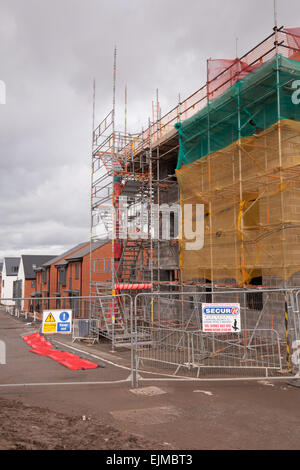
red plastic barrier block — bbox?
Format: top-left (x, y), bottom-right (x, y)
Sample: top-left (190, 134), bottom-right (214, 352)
top-left (58, 352), bottom-right (77, 359)
top-left (44, 351), bottom-right (73, 368)
top-left (53, 354), bottom-right (98, 370)
top-left (59, 359), bottom-right (83, 370)
top-left (25, 333), bottom-right (99, 370)
top-left (25, 336), bottom-right (40, 342)
top-left (79, 359), bottom-right (99, 370)
top-left (23, 332), bottom-right (40, 342)
top-left (44, 352), bottom-right (83, 370)
top-left (29, 347), bottom-right (53, 356)
top-left (31, 338), bottom-right (52, 347)
top-left (29, 332), bottom-right (40, 338)
top-left (60, 355), bottom-right (85, 367)
top-left (27, 340), bottom-right (51, 348)
top-left (27, 332), bottom-right (40, 338)
top-left (47, 350), bottom-right (69, 361)
top-left (25, 334), bottom-right (53, 349)
top-left (26, 340), bottom-right (41, 346)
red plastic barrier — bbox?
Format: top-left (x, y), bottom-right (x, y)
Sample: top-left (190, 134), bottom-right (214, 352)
top-left (78, 359), bottom-right (99, 370)
top-left (23, 332), bottom-right (40, 342)
top-left (24, 333), bottom-right (99, 370)
top-left (27, 338), bottom-right (53, 348)
top-left (30, 347), bottom-right (53, 356)
top-left (114, 283), bottom-right (152, 290)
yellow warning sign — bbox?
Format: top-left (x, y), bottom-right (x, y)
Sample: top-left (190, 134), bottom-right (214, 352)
top-left (42, 323), bottom-right (56, 333)
top-left (45, 312), bottom-right (56, 323)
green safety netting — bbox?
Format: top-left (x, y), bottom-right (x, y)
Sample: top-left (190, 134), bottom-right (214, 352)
top-left (175, 55), bottom-right (300, 169)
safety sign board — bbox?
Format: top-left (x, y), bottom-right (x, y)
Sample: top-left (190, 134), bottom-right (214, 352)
top-left (202, 303), bottom-right (241, 333)
top-left (45, 312), bottom-right (55, 323)
top-left (42, 310), bottom-right (72, 334)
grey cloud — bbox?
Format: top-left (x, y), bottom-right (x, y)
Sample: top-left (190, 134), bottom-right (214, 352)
top-left (0, 0), bottom-right (300, 258)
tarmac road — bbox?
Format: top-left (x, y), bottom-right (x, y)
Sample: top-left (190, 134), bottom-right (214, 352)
top-left (0, 309), bottom-right (299, 450)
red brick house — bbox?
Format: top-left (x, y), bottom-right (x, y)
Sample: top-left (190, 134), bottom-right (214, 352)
top-left (17, 255), bottom-right (56, 312)
top-left (30, 242), bottom-right (89, 314)
top-left (54, 240), bottom-right (111, 316)
top-left (29, 240), bottom-right (111, 317)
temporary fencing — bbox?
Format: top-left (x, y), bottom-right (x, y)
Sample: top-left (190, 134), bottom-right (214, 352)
top-left (133, 289), bottom-right (300, 384)
top-left (23, 332), bottom-right (99, 370)
top-left (0, 294), bottom-right (133, 351)
top-left (1, 290), bottom-right (300, 384)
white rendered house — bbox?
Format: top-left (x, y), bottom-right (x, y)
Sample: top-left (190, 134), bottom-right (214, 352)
top-left (16, 255), bottom-right (56, 310)
top-left (1, 257), bottom-right (20, 306)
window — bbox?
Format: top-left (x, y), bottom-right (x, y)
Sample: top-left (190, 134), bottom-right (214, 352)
top-left (42, 269), bottom-right (47, 284)
top-left (106, 260), bottom-right (111, 272)
top-left (75, 263), bottom-right (80, 280)
top-left (170, 212), bottom-right (175, 239)
top-left (31, 281), bottom-right (35, 288)
top-left (12, 281), bottom-right (17, 299)
top-left (59, 267), bottom-right (66, 287)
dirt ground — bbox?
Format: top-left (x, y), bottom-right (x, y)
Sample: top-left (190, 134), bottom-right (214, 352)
top-left (1, 309), bottom-right (300, 451)
top-left (0, 396), bottom-right (170, 450)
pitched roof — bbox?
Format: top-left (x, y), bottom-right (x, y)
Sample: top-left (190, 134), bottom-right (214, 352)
top-left (4, 257), bottom-right (20, 276)
top-left (65, 240), bottom-right (110, 262)
top-left (42, 242), bottom-right (88, 267)
top-left (21, 255), bottom-right (57, 279)
top-left (54, 259), bottom-right (68, 267)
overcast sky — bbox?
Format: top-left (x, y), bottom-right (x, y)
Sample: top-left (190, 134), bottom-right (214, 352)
top-left (0, 0), bottom-right (299, 259)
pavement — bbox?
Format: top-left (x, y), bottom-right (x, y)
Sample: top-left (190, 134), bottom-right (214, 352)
top-left (0, 309), bottom-right (300, 450)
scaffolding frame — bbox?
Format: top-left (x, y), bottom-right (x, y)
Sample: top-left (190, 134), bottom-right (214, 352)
top-left (90, 27), bottom-right (300, 306)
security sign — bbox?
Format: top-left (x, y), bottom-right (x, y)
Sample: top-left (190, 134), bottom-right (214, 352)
top-left (202, 303), bottom-right (241, 333)
top-left (42, 309), bottom-right (72, 334)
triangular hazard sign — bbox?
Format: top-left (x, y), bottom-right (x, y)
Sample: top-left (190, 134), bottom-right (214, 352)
top-left (45, 312), bottom-right (56, 323)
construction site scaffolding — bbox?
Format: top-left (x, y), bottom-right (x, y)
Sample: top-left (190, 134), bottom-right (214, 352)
top-left (89, 27), bottom-right (300, 332)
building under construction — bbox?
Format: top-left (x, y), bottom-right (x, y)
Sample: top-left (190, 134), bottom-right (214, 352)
top-left (88, 26), bottom-right (300, 349)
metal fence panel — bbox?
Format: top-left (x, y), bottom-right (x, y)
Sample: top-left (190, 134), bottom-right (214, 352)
top-left (1, 289), bottom-right (299, 385)
top-left (134, 289), bottom-right (300, 383)
top-left (0, 294), bottom-right (133, 352)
